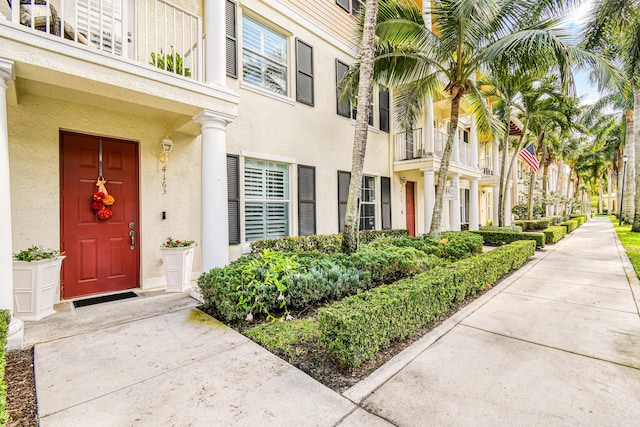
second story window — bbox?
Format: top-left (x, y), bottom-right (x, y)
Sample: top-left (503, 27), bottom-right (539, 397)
top-left (242, 16), bottom-right (288, 95)
top-left (336, 0), bottom-right (364, 16)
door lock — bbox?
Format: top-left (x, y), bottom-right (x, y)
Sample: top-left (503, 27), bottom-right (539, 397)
top-left (129, 230), bottom-right (136, 250)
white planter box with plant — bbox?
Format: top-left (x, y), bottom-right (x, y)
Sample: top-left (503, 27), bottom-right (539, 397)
top-left (13, 246), bottom-right (65, 321)
top-left (160, 237), bottom-right (196, 293)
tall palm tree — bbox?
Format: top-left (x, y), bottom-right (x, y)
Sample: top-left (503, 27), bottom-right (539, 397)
top-left (341, 0), bottom-right (379, 254)
top-left (583, 0), bottom-right (640, 229)
top-left (343, 0), bottom-right (617, 237)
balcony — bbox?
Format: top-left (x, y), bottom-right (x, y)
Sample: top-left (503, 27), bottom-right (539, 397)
top-left (479, 158), bottom-right (494, 176)
top-left (395, 128), bottom-right (478, 170)
top-left (4, 0), bottom-right (203, 80)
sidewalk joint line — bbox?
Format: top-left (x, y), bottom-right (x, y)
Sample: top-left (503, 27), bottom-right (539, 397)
top-left (501, 290), bottom-right (638, 314)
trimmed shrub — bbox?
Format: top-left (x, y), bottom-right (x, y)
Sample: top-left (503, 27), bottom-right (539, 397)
top-left (471, 230), bottom-right (545, 248)
top-left (438, 231), bottom-right (484, 260)
top-left (250, 229), bottom-right (409, 254)
top-left (541, 216), bottom-right (564, 226)
top-left (349, 245), bottom-right (441, 286)
top-left (368, 236), bottom-right (444, 257)
top-left (569, 214), bottom-right (587, 226)
top-left (318, 240), bottom-right (536, 367)
top-left (479, 225), bottom-right (523, 233)
top-left (543, 226), bottom-right (566, 244)
top-left (513, 220), bottom-right (549, 231)
top-left (0, 310), bottom-right (8, 425)
top-left (561, 219), bottom-right (579, 233)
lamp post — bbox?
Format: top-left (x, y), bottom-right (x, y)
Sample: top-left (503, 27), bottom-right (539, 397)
top-left (619, 154), bottom-right (629, 226)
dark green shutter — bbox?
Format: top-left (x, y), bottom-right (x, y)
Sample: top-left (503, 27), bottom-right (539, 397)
top-left (225, 0), bottom-right (237, 78)
top-left (381, 176), bottom-right (391, 229)
top-left (296, 39), bottom-right (314, 106)
top-left (298, 165), bottom-right (316, 236)
top-left (337, 170), bottom-right (351, 232)
top-left (227, 155), bottom-right (240, 244)
top-left (379, 88), bottom-right (390, 132)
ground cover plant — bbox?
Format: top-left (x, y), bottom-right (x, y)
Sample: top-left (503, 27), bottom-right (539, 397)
top-left (0, 310), bottom-right (8, 424)
top-left (610, 215), bottom-right (640, 277)
top-left (471, 230), bottom-right (545, 248)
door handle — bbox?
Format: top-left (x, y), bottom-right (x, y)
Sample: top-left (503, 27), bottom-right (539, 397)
top-left (129, 230), bottom-right (135, 250)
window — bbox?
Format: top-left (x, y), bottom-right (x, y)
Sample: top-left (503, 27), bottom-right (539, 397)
top-left (336, 60), bottom-right (351, 117)
top-left (460, 128), bottom-right (470, 144)
top-left (228, 155), bottom-right (240, 244)
top-left (337, 172), bottom-right (377, 231)
top-left (226, 0), bottom-right (238, 78)
top-left (460, 188), bottom-right (470, 224)
top-left (244, 160), bottom-right (289, 241)
top-left (296, 39), bottom-right (314, 105)
top-left (351, 91), bottom-right (374, 127)
top-left (242, 16), bottom-right (288, 95)
top-left (360, 176), bottom-right (376, 230)
top-left (336, 0), bottom-right (364, 16)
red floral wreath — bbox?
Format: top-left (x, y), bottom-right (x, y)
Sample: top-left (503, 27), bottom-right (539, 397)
top-left (91, 177), bottom-right (115, 220)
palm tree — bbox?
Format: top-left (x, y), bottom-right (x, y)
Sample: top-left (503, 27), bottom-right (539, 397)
top-left (583, 0), bottom-right (640, 229)
top-left (341, 0), bottom-right (379, 254)
top-left (342, 0), bottom-right (617, 237)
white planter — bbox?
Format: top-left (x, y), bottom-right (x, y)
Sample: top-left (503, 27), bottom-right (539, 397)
top-left (13, 256), bottom-right (65, 321)
top-left (160, 247), bottom-right (195, 293)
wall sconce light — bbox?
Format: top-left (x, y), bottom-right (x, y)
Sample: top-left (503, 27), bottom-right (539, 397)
top-left (160, 136), bottom-right (174, 163)
top-left (400, 176), bottom-right (408, 185)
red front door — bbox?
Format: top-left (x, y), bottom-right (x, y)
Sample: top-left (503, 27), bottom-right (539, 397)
top-left (406, 181), bottom-right (416, 236)
top-left (60, 132), bottom-right (140, 299)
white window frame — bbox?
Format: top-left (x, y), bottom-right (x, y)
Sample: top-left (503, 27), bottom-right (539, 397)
top-left (244, 159), bottom-right (290, 241)
top-left (241, 15), bottom-right (289, 96)
top-left (360, 175), bottom-right (376, 230)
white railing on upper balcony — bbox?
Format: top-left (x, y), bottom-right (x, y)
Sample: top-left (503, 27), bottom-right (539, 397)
top-left (8, 0), bottom-right (203, 81)
top-left (459, 141), bottom-right (474, 168)
top-left (434, 129), bottom-right (447, 158)
top-left (395, 128), bottom-right (424, 161)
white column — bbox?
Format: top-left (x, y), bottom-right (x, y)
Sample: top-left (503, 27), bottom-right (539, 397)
top-left (470, 117), bottom-right (478, 168)
top-left (194, 110), bottom-right (235, 271)
top-left (450, 174), bottom-right (461, 231)
top-left (505, 181), bottom-right (513, 226)
top-left (205, 0), bottom-right (228, 87)
top-left (424, 98), bottom-right (435, 154)
top-left (452, 127), bottom-right (459, 163)
top-left (492, 183), bottom-right (499, 225)
top-left (422, 168), bottom-right (435, 233)
top-left (492, 136), bottom-right (500, 176)
top-left (0, 59), bottom-right (22, 349)
top-left (469, 178), bottom-right (479, 230)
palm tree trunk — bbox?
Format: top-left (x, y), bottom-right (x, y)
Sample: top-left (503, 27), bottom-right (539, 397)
top-left (631, 89), bottom-right (640, 231)
top-left (501, 122), bottom-right (529, 225)
top-left (429, 91), bottom-right (463, 238)
top-left (497, 130), bottom-right (510, 226)
top-left (598, 172), bottom-right (603, 214)
top-left (341, 0), bottom-right (378, 254)
top-left (527, 169), bottom-right (536, 219)
top-left (623, 110), bottom-right (635, 224)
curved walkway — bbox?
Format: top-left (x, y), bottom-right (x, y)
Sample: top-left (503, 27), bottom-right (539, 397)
top-left (29, 216), bottom-right (640, 426)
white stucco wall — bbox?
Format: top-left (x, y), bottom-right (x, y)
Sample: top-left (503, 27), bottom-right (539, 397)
top-left (8, 93), bottom-right (202, 289)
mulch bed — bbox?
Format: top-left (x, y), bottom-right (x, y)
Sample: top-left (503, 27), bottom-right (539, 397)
top-left (5, 347), bottom-right (38, 426)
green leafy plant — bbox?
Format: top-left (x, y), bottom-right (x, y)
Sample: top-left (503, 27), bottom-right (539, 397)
top-left (471, 230), bottom-right (545, 248)
top-left (150, 49), bottom-right (191, 77)
top-left (13, 246), bottom-right (63, 262)
top-left (0, 310), bottom-right (9, 424)
top-left (161, 237), bottom-right (196, 248)
top-left (543, 226), bottom-right (566, 244)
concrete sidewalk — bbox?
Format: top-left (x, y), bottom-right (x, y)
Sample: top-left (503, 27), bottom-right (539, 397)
top-left (29, 216), bottom-right (640, 426)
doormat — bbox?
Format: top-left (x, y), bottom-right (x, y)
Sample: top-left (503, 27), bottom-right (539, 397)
top-left (73, 291), bottom-right (138, 308)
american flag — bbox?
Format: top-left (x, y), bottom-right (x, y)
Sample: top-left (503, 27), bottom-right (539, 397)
top-left (518, 143), bottom-right (540, 172)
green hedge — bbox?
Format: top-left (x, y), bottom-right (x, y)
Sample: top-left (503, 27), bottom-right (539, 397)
top-left (479, 225), bottom-right (523, 233)
top-left (513, 220), bottom-right (550, 231)
top-left (318, 240), bottom-right (536, 367)
top-left (250, 229), bottom-right (409, 254)
top-left (0, 310), bottom-right (9, 425)
top-left (569, 214), bottom-right (587, 226)
top-left (561, 219), bottom-right (579, 233)
top-left (543, 226), bottom-right (566, 244)
top-left (541, 216), bottom-right (569, 226)
top-left (367, 231), bottom-right (483, 261)
top-left (471, 230), bottom-right (545, 248)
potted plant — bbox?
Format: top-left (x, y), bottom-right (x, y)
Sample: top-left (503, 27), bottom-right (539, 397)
top-left (160, 237), bottom-right (196, 293)
top-left (12, 246), bottom-right (65, 321)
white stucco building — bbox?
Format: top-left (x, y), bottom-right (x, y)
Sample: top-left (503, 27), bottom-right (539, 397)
top-left (0, 0), bottom-right (492, 347)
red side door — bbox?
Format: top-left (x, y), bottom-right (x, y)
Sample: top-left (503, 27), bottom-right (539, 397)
top-left (60, 132), bottom-right (140, 298)
top-left (406, 181), bottom-right (416, 236)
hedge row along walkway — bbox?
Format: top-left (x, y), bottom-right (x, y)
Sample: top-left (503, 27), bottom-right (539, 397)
top-left (27, 216), bottom-right (640, 426)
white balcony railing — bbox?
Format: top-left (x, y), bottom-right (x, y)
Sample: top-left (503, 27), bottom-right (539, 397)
top-left (7, 0), bottom-right (203, 80)
top-left (459, 141), bottom-right (473, 167)
top-left (395, 128), bottom-right (424, 161)
top-left (434, 129), bottom-right (447, 158)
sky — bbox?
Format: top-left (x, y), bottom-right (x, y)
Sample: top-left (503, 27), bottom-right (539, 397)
top-left (567, 0), bottom-right (600, 105)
